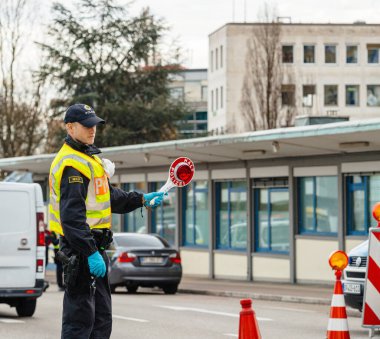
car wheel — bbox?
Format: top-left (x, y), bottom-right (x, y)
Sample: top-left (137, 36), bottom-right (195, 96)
top-left (126, 285), bottom-right (138, 294)
top-left (110, 285), bottom-right (117, 293)
top-left (163, 284), bottom-right (178, 295)
top-left (16, 299), bottom-right (36, 317)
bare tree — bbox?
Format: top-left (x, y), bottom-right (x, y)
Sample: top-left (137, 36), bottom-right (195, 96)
top-left (0, 0), bottom-right (46, 158)
top-left (239, 4), bottom-right (296, 132)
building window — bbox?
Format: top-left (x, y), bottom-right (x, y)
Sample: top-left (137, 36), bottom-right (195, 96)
top-left (151, 182), bottom-right (176, 245)
top-left (281, 84), bottom-right (295, 106)
top-left (169, 87), bottom-right (184, 100)
top-left (298, 176), bottom-right (338, 234)
top-left (201, 85), bottom-right (208, 101)
top-left (183, 181), bottom-right (209, 246)
top-left (211, 90), bottom-right (214, 112)
top-left (303, 45), bottom-right (315, 63)
top-left (325, 45), bottom-right (337, 63)
top-left (210, 50), bottom-right (214, 72)
top-left (346, 45), bottom-right (358, 63)
top-left (282, 45), bottom-right (293, 63)
top-left (220, 45), bottom-right (223, 68)
top-left (367, 44), bottom-right (380, 63)
top-left (220, 86), bottom-right (223, 109)
top-left (216, 88), bottom-right (219, 110)
top-left (367, 85), bottom-right (380, 106)
top-left (216, 181), bottom-right (247, 250)
top-left (215, 48), bottom-right (219, 70)
top-left (122, 182), bottom-right (145, 233)
top-left (254, 181), bottom-right (289, 253)
top-left (302, 85), bottom-right (316, 107)
top-left (324, 85), bottom-right (338, 106)
top-left (345, 85), bottom-right (359, 106)
top-left (346, 175), bottom-right (380, 235)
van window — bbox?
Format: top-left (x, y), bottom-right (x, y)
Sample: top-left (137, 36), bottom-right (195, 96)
top-left (0, 191), bottom-right (30, 232)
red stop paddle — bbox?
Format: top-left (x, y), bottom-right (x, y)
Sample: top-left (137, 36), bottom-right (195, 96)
top-left (150, 157), bottom-right (195, 206)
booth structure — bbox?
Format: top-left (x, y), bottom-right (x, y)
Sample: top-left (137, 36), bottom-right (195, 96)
top-left (1, 119), bottom-right (380, 284)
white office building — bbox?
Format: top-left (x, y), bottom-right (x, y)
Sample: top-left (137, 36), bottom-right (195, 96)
top-left (208, 23), bottom-right (380, 134)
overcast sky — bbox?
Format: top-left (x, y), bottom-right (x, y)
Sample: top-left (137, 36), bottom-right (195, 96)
top-left (35, 0), bottom-right (380, 69)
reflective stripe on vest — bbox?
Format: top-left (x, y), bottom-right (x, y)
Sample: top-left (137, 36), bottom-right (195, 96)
top-left (49, 143), bottom-right (111, 236)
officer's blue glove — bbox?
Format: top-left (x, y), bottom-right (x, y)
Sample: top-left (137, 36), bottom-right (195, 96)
top-left (143, 191), bottom-right (165, 208)
top-left (88, 251), bottom-right (106, 278)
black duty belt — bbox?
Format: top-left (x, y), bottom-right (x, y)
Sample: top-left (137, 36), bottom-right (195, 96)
top-left (91, 229), bottom-right (113, 251)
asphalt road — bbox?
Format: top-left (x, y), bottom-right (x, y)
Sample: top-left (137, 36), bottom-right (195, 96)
top-left (0, 285), bottom-right (376, 339)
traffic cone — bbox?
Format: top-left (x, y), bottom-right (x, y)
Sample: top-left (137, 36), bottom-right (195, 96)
top-left (238, 299), bottom-right (261, 339)
top-left (326, 270), bottom-right (350, 339)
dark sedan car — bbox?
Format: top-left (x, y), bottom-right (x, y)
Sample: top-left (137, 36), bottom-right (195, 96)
top-left (107, 233), bottom-right (182, 294)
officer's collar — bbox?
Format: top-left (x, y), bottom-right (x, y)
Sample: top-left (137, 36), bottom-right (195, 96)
top-left (65, 135), bottom-right (101, 156)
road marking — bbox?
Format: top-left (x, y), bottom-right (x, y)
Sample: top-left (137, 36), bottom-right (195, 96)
top-left (266, 306), bottom-right (317, 313)
top-left (0, 318), bottom-right (25, 323)
top-left (157, 305), bottom-right (272, 321)
top-left (112, 314), bottom-right (149, 323)
top-left (223, 334), bottom-right (238, 337)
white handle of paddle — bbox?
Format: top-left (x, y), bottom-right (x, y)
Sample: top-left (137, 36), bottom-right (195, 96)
top-left (150, 179), bottom-right (174, 206)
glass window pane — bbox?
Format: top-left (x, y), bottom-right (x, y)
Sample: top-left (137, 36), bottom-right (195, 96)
top-left (324, 85), bottom-right (338, 106)
top-left (152, 182), bottom-right (176, 245)
top-left (352, 188), bottom-right (365, 232)
top-left (346, 46), bottom-right (358, 63)
top-left (282, 45), bottom-right (293, 63)
top-left (299, 178), bottom-right (314, 232)
top-left (368, 48), bottom-right (379, 63)
top-left (325, 45), bottom-right (336, 63)
top-left (346, 85), bottom-right (359, 106)
top-left (184, 181), bottom-right (209, 246)
top-left (217, 181), bottom-right (247, 249)
top-left (304, 45), bottom-right (315, 63)
top-left (315, 177), bottom-right (338, 233)
top-left (218, 182), bottom-right (229, 247)
top-left (270, 190), bottom-right (289, 252)
top-left (367, 85), bottom-right (380, 106)
top-left (257, 189), bottom-right (269, 249)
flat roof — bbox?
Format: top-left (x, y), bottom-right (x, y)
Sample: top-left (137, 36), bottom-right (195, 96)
top-left (1, 118), bottom-right (380, 175)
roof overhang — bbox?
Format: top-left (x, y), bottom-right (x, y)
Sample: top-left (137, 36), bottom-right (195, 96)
top-left (1, 119), bottom-right (380, 175)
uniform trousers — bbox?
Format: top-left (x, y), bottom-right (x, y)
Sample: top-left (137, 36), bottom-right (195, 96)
top-left (61, 251), bottom-right (112, 339)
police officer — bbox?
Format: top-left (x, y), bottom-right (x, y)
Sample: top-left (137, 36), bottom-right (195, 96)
top-left (49, 103), bottom-right (164, 339)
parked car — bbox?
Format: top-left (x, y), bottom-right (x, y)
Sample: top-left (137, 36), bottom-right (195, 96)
top-left (343, 240), bottom-right (368, 311)
top-left (107, 233), bottom-right (182, 294)
top-left (0, 182), bottom-right (46, 317)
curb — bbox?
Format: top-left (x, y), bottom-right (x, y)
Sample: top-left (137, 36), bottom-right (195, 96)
top-left (178, 288), bottom-right (331, 305)
top-left (178, 288), bottom-right (362, 318)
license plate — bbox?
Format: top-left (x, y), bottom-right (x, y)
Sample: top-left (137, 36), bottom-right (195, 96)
top-left (140, 257), bottom-right (164, 264)
top-left (343, 282), bottom-right (361, 294)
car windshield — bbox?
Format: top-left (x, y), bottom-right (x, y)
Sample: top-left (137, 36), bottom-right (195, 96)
top-left (114, 234), bottom-right (167, 248)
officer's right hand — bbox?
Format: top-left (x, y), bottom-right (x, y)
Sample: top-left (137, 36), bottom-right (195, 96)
top-left (87, 251), bottom-right (106, 278)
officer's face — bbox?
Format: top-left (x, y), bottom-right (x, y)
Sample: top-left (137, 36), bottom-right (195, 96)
top-left (67, 122), bottom-right (96, 145)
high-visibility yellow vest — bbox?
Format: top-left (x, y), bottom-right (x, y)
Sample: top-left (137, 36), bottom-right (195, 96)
top-left (49, 143), bottom-right (111, 236)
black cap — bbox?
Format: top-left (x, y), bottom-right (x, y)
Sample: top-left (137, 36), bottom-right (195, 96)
top-left (64, 104), bottom-right (105, 127)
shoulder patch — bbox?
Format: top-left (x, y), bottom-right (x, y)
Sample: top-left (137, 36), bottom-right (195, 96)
top-left (68, 176), bottom-right (83, 184)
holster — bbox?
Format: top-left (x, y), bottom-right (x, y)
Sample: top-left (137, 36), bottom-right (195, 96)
top-left (56, 250), bottom-right (92, 295)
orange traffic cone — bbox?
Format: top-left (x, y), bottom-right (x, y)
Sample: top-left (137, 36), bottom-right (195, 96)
top-left (238, 299), bottom-right (261, 339)
top-left (326, 270), bottom-right (350, 339)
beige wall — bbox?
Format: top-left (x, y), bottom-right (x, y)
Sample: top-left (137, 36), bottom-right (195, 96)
top-left (180, 250), bottom-right (209, 276)
top-left (214, 253), bottom-right (247, 279)
top-left (296, 238), bottom-right (339, 282)
top-left (252, 256), bottom-right (290, 281)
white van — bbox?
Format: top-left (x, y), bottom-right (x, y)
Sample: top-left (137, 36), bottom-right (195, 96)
top-left (0, 182), bottom-right (46, 317)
